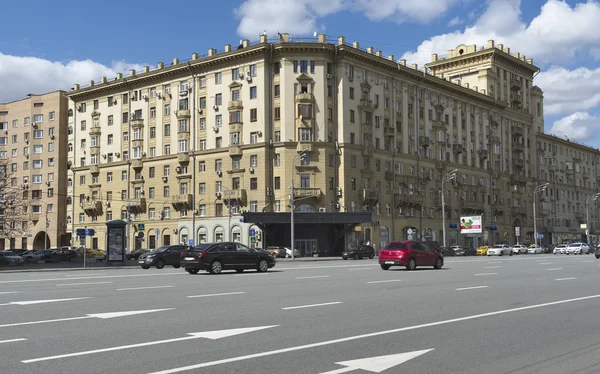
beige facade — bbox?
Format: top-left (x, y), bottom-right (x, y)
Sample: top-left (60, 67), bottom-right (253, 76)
top-left (0, 91), bottom-right (69, 250)
top-left (66, 33), bottom-right (598, 253)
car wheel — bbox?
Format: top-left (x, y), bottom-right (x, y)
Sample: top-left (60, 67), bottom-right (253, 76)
top-left (499, 252), bottom-right (504, 256)
top-left (342, 256), bottom-right (348, 260)
top-left (236, 269), bottom-right (244, 273)
top-left (596, 255), bottom-right (600, 259)
top-left (257, 259), bottom-right (269, 272)
top-left (580, 250), bottom-right (583, 255)
top-left (380, 264), bottom-right (390, 270)
top-left (186, 268), bottom-right (199, 275)
top-left (210, 260), bottom-right (223, 274)
top-left (434, 257), bottom-right (443, 269)
top-left (369, 253), bottom-right (374, 259)
top-left (406, 258), bottom-right (417, 271)
top-left (173, 265), bottom-right (181, 269)
top-left (353, 253), bottom-right (358, 260)
top-left (509, 251), bottom-right (513, 256)
top-left (141, 265), bottom-right (150, 269)
top-left (155, 259), bottom-right (165, 269)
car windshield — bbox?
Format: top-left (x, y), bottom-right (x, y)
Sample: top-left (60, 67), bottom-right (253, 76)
top-left (192, 244), bottom-right (213, 251)
top-left (153, 246), bottom-right (170, 253)
top-left (3, 252), bottom-right (16, 256)
top-left (386, 243), bottom-right (407, 249)
top-left (492, 245), bottom-right (505, 248)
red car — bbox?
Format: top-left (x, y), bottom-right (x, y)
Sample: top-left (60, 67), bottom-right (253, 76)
top-left (379, 240), bottom-right (444, 270)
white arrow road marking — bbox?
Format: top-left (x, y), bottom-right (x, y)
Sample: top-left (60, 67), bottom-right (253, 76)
top-left (547, 268), bottom-right (563, 271)
top-left (474, 273), bottom-right (497, 276)
top-left (0, 297), bottom-right (90, 306)
top-left (318, 349), bottom-right (434, 374)
top-left (22, 325), bottom-right (278, 363)
top-left (0, 308), bottom-right (174, 328)
top-left (0, 338), bottom-right (27, 344)
top-left (146, 294), bottom-right (600, 374)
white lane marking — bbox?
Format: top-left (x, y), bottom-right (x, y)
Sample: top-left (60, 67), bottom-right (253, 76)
top-left (0, 291), bottom-right (21, 295)
top-left (0, 272), bottom-right (184, 284)
top-left (583, 260), bottom-right (594, 263)
top-left (348, 268), bottom-right (373, 271)
top-left (65, 273), bottom-right (107, 277)
top-left (487, 261), bottom-right (501, 264)
top-left (555, 277), bottom-right (577, 281)
top-left (117, 285), bottom-right (175, 291)
top-left (148, 293), bottom-right (600, 374)
top-left (547, 268), bottom-right (563, 271)
top-left (187, 292), bottom-right (245, 298)
top-left (281, 264), bottom-right (374, 270)
top-left (456, 286), bottom-right (489, 291)
top-left (282, 302), bottom-right (343, 310)
top-left (233, 273), bottom-right (270, 276)
top-left (539, 262), bottom-right (553, 265)
top-left (484, 266), bottom-right (501, 269)
top-left (366, 280), bottom-right (403, 284)
top-left (57, 282), bottom-right (113, 287)
top-left (0, 309), bottom-right (174, 328)
top-left (0, 297), bottom-right (90, 306)
top-left (475, 273), bottom-right (497, 276)
top-left (295, 276), bottom-right (331, 280)
top-left (0, 338), bottom-right (27, 344)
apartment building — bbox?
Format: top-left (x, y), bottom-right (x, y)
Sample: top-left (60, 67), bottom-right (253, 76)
top-left (0, 91), bottom-right (69, 250)
top-left (68, 34), bottom-right (589, 254)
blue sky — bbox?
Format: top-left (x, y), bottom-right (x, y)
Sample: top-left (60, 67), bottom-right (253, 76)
top-left (1, 0), bottom-right (599, 145)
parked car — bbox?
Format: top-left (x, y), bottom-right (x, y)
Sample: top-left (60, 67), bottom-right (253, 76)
top-left (566, 242), bottom-right (590, 255)
top-left (265, 246), bottom-right (287, 258)
top-left (452, 246), bottom-right (476, 256)
top-left (180, 242), bottom-right (276, 274)
top-left (595, 246), bottom-right (600, 259)
top-left (488, 244), bottom-right (513, 256)
top-left (527, 245), bottom-right (544, 254)
top-left (20, 250), bottom-right (51, 262)
top-left (285, 247), bottom-right (300, 258)
top-left (45, 249), bottom-right (78, 262)
top-left (342, 245), bottom-right (375, 260)
top-left (476, 246), bottom-right (489, 256)
top-left (0, 251), bottom-right (25, 265)
top-left (440, 247), bottom-right (456, 257)
top-left (379, 240), bottom-right (443, 271)
top-left (126, 249), bottom-right (151, 260)
top-left (138, 245), bottom-right (189, 269)
top-left (554, 244), bottom-right (567, 254)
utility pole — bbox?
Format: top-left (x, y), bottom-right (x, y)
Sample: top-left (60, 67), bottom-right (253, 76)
top-left (585, 193), bottom-right (600, 246)
top-left (533, 183), bottom-right (549, 247)
top-left (441, 169), bottom-right (457, 248)
top-left (290, 149), bottom-right (308, 260)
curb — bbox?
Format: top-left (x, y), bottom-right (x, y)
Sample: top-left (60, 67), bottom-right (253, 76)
top-left (0, 266), bottom-right (140, 274)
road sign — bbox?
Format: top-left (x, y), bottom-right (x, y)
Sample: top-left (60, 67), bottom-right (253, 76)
top-left (239, 218), bottom-right (244, 223)
top-left (249, 229), bottom-right (255, 236)
top-left (85, 228), bottom-right (95, 236)
top-left (137, 223), bottom-right (145, 231)
top-left (250, 237), bottom-right (256, 243)
top-left (515, 227), bottom-right (520, 236)
top-left (137, 232), bottom-right (144, 239)
top-left (76, 228), bottom-right (86, 236)
top-left (407, 228), bottom-right (414, 234)
top-left (79, 237), bottom-right (85, 246)
top-left (188, 239), bottom-right (194, 246)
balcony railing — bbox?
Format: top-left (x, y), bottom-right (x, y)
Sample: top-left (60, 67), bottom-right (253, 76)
top-left (293, 187), bottom-right (321, 199)
top-left (171, 194), bottom-right (192, 207)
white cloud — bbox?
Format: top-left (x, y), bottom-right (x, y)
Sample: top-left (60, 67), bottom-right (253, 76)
top-left (234, 0), bottom-right (459, 39)
top-left (234, 0), bottom-right (344, 39)
top-left (401, 0), bottom-right (600, 66)
top-left (448, 16), bottom-right (463, 27)
top-left (536, 66), bottom-right (600, 116)
top-left (0, 53), bottom-right (144, 103)
top-left (548, 112), bottom-right (600, 142)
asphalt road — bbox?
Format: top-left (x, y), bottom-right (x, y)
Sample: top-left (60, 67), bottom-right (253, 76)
top-left (1, 253), bottom-right (600, 374)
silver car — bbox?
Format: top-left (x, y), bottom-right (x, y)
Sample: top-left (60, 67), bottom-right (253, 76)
top-left (0, 251), bottom-right (25, 265)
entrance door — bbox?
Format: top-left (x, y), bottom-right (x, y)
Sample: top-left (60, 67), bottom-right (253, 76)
top-left (294, 239), bottom-right (317, 257)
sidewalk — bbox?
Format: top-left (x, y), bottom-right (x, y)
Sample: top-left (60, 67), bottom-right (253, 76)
top-left (0, 259), bottom-right (140, 273)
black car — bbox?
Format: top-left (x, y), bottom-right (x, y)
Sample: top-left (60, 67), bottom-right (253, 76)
top-left (452, 246), bottom-right (476, 256)
top-left (46, 249), bottom-right (78, 262)
top-left (138, 245), bottom-right (189, 269)
top-left (342, 245), bottom-right (375, 260)
top-left (180, 242), bottom-right (276, 274)
top-left (440, 247), bottom-right (456, 257)
top-left (126, 249), bottom-right (150, 260)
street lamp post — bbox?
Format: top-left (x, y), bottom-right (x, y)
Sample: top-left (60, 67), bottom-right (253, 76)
top-left (221, 186), bottom-right (232, 241)
top-left (533, 183), bottom-right (550, 248)
top-left (290, 149), bottom-right (309, 261)
top-left (441, 169), bottom-right (457, 248)
top-left (585, 193), bottom-right (600, 246)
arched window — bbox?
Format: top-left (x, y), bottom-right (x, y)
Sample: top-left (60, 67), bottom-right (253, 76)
top-left (66, 197), bottom-right (72, 205)
top-left (214, 226), bottom-right (224, 242)
top-left (67, 143), bottom-right (73, 152)
top-left (295, 204), bottom-right (316, 213)
top-left (197, 227), bottom-right (207, 243)
top-left (231, 226), bottom-right (242, 243)
top-left (68, 126), bottom-right (73, 135)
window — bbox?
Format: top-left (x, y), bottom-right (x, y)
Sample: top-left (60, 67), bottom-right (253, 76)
top-left (164, 103), bottom-right (170, 115)
top-left (229, 111), bottom-right (241, 123)
top-left (164, 124), bottom-right (171, 136)
top-left (24, 117), bottom-right (30, 125)
top-left (215, 72), bottom-right (222, 84)
top-left (250, 178), bottom-right (257, 190)
top-left (274, 85), bottom-right (280, 97)
top-left (150, 107), bottom-right (156, 118)
top-left (107, 134), bottom-right (113, 145)
top-left (274, 107), bottom-right (280, 120)
top-left (299, 128), bottom-right (312, 141)
top-left (250, 155), bottom-right (258, 167)
top-left (33, 160), bottom-right (42, 169)
top-left (33, 174), bottom-right (42, 184)
top-left (178, 139), bottom-right (188, 153)
top-left (274, 177), bottom-right (281, 189)
top-left (33, 130), bottom-right (43, 138)
top-left (300, 173), bottom-right (310, 188)
top-left (33, 145), bottom-right (43, 153)
top-left (274, 131), bottom-right (281, 142)
top-left (33, 114), bottom-right (43, 123)
top-left (250, 132), bottom-right (258, 144)
top-left (232, 156), bottom-right (241, 170)
top-left (232, 68), bottom-right (239, 80)
top-left (216, 115), bottom-right (222, 127)
top-left (250, 86), bottom-right (257, 99)
top-left (80, 120), bottom-right (86, 131)
top-left (164, 144), bottom-right (171, 155)
top-left (150, 127), bottom-right (156, 138)
top-left (12, 119), bottom-right (18, 128)
top-left (199, 97), bottom-right (206, 109)
top-left (48, 158), bottom-right (54, 166)
top-left (298, 104), bottom-right (313, 118)
top-left (179, 98), bottom-right (189, 110)
top-left (250, 108), bottom-right (257, 122)
top-left (215, 94), bottom-right (222, 106)
top-left (249, 64), bottom-right (257, 77)
top-left (199, 161), bottom-right (206, 172)
top-left (200, 76), bottom-right (206, 88)
top-left (107, 172), bottom-right (113, 182)
top-left (199, 139), bottom-right (206, 150)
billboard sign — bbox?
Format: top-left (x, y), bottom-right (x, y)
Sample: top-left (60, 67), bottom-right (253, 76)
top-left (460, 216), bottom-right (483, 234)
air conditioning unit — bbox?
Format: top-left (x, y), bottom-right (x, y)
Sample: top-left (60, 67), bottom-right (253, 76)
top-left (131, 96), bottom-right (136, 101)
top-left (77, 105), bottom-right (83, 112)
top-left (215, 192), bottom-right (222, 199)
top-left (213, 105), bottom-right (219, 110)
top-left (318, 207), bottom-right (327, 212)
top-left (266, 187), bottom-right (272, 196)
top-left (175, 166), bottom-right (181, 173)
top-left (113, 100), bottom-right (117, 105)
top-left (174, 110), bottom-right (179, 115)
top-left (142, 94), bottom-right (148, 100)
top-left (157, 93), bottom-right (162, 99)
top-left (238, 72), bottom-right (244, 79)
top-left (245, 75), bottom-right (252, 82)
top-left (25, 139), bottom-right (29, 144)
top-left (213, 127), bottom-right (219, 133)
top-left (162, 176), bottom-right (168, 182)
top-left (3, 130), bottom-right (7, 134)
top-left (248, 167), bottom-right (254, 173)
top-left (32, 123), bottom-right (38, 128)
top-left (105, 201), bottom-right (111, 207)
top-left (216, 170), bottom-right (222, 177)
top-left (198, 109), bottom-right (203, 114)
top-left (173, 228), bottom-right (178, 234)
top-left (326, 73), bottom-right (332, 79)
top-left (115, 152), bottom-right (120, 157)
top-left (45, 181), bottom-right (50, 186)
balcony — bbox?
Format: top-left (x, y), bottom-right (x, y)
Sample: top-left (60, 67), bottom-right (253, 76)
top-left (223, 189), bottom-right (248, 203)
top-left (362, 189), bottom-right (380, 202)
top-left (511, 94), bottom-right (523, 103)
top-left (83, 200), bottom-right (102, 214)
top-left (229, 122), bottom-right (243, 133)
top-left (171, 194), bottom-right (193, 207)
top-left (583, 171), bottom-right (590, 180)
top-left (359, 99), bottom-right (374, 111)
top-left (513, 142), bottom-right (524, 152)
top-left (432, 120), bottom-right (447, 130)
top-left (452, 144), bottom-right (464, 154)
top-left (229, 145), bottom-right (242, 157)
top-left (293, 188), bottom-right (321, 199)
top-left (89, 146), bottom-right (100, 156)
top-left (131, 159), bottom-right (143, 169)
top-left (539, 208), bottom-right (551, 217)
top-left (511, 125), bottom-right (523, 135)
top-left (514, 158), bottom-right (524, 168)
top-left (130, 118), bottom-right (144, 128)
top-left (294, 93), bottom-right (314, 102)
top-left (565, 168), bottom-right (573, 176)
top-left (128, 197), bottom-right (147, 210)
top-left (361, 123), bottom-right (373, 135)
top-left (384, 126), bottom-right (394, 137)
top-left (89, 126), bottom-right (101, 136)
top-left (394, 193), bottom-right (422, 207)
top-left (478, 149), bottom-right (489, 159)
top-left (177, 153), bottom-right (190, 163)
top-left (361, 147), bottom-right (373, 158)
top-left (511, 174), bottom-right (528, 185)
top-left (548, 164), bottom-right (557, 172)
top-left (175, 109), bottom-right (191, 119)
top-left (297, 142), bottom-right (312, 153)
top-left (132, 139), bottom-right (144, 148)
top-left (89, 165), bottom-right (99, 174)
top-left (575, 212), bottom-right (585, 220)
top-left (419, 136), bottom-right (430, 146)
top-left (511, 206), bottom-right (528, 216)
top-left (384, 171), bottom-right (394, 181)
top-left (511, 79), bottom-right (522, 90)
top-left (227, 100), bottom-right (243, 110)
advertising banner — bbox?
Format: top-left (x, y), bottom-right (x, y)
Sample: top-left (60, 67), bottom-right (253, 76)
top-left (460, 216), bottom-right (483, 234)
